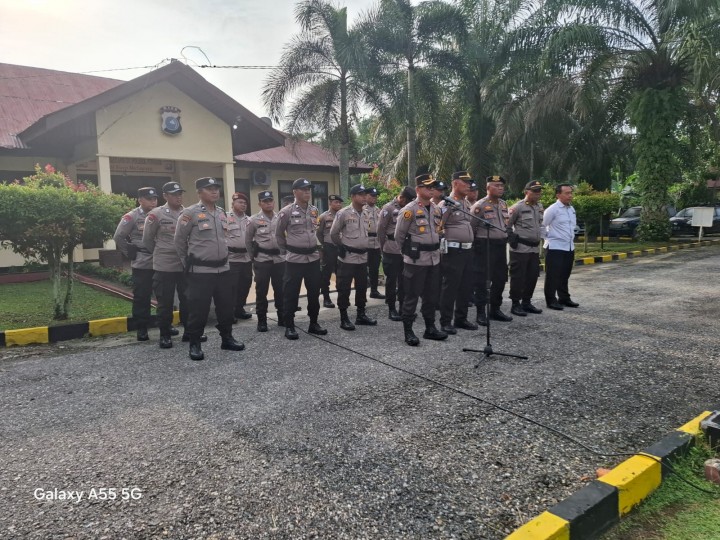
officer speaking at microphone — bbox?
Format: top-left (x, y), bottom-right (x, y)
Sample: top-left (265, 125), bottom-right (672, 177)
top-left (174, 177), bottom-right (245, 361)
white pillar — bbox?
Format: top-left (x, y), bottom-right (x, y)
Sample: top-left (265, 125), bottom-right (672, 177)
top-left (97, 155), bottom-right (112, 194)
top-left (222, 162), bottom-right (235, 204)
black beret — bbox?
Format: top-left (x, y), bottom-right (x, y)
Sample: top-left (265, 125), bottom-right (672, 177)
top-left (292, 178), bottom-right (313, 189)
top-left (137, 187), bottom-right (158, 198)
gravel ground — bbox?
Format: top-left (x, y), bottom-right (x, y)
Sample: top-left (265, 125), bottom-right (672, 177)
top-left (1, 246), bottom-right (719, 539)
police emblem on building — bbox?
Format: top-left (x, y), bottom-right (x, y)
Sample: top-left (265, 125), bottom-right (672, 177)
top-left (160, 106), bottom-right (182, 135)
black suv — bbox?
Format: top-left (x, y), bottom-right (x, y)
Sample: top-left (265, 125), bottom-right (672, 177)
top-left (609, 206), bottom-right (676, 238)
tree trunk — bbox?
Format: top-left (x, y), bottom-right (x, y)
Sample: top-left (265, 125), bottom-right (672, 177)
top-left (50, 248), bottom-right (65, 320)
top-left (406, 65), bottom-right (417, 185)
top-left (339, 73), bottom-right (351, 198)
top-left (62, 247), bottom-right (75, 319)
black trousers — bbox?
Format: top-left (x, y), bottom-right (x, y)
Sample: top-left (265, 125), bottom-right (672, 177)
top-left (473, 240), bottom-right (508, 309)
top-left (185, 271), bottom-right (235, 341)
top-left (367, 248), bottom-right (381, 290)
top-left (401, 263), bottom-right (440, 323)
top-left (509, 251), bottom-right (540, 304)
top-left (336, 260), bottom-right (368, 310)
top-left (230, 261), bottom-right (253, 315)
top-left (152, 271), bottom-right (187, 337)
top-left (253, 260), bottom-right (284, 317)
top-left (283, 260), bottom-right (321, 323)
top-left (439, 249), bottom-right (473, 325)
top-left (382, 252), bottom-right (404, 306)
top-left (131, 268), bottom-right (154, 330)
top-left (544, 249), bottom-right (575, 304)
top-left (320, 243), bottom-right (338, 296)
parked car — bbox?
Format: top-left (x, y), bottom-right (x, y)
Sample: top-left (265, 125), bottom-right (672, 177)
top-left (609, 206), bottom-right (676, 238)
top-left (670, 205), bottom-right (720, 235)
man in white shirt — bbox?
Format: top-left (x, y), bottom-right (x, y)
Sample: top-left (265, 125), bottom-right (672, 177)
top-left (543, 184), bottom-right (580, 310)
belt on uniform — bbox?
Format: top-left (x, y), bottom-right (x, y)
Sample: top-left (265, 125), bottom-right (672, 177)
top-left (447, 241), bottom-right (473, 249)
top-left (517, 237), bottom-right (540, 247)
top-left (188, 255), bottom-right (228, 268)
top-left (227, 247), bottom-right (248, 254)
top-left (386, 233), bottom-right (395, 241)
top-left (286, 245), bottom-right (318, 255)
top-left (257, 246), bottom-right (280, 255)
top-left (368, 232), bottom-right (378, 237)
top-left (418, 243), bottom-right (440, 252)
top-left (343, 245), bottom-right (368, 254)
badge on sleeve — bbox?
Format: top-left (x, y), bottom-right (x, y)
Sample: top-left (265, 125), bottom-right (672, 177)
top-left (122, 214), bottom-right (132, 223)
top-left (403, 210), bottom-right (412, 220)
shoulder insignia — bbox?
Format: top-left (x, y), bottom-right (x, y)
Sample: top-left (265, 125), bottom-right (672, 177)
top-left (180, 215), bottom-right (191, 226)
top-left (147, 213), bottom-right (157, 221)
top-left (121, 214), bottom-right (132, 223)
top-left (403, 210), bottom-right (412, 220)
top-left (198, 213), bottom-right (206, 219)
top-left (484, 205), bottom-right (492, 211)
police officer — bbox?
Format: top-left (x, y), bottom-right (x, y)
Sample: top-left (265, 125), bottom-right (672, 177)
top-left (471, 175), bottom-right (513, 325)
top-left (394, 174), bottom-right (448, 346)
top-left (430, 181), bottom-right (447, 206)
top-left (275, 177), bottom-right (328, 339)
top-left (227, 192), bottom-right (253, 321)
top-left (174, 177), bottom-right (245, 361)
top-left (364, 187), bottom-right (385, 299)
top-left (245, 190), bottom-right (285, 332)
top-left (378, 186), bottom-right (416, 321)
top-left (142, 182), bottom-right (188, 348)
top-left (466, 180), bottom-right (479, 205)
top-left (330, 184), bottom-right (377, 330)
top-left (466, 180), bottom-right (481, 308)
top-left (438, 171), bottom-right (479, 334)
top-left (317, 195), bottom-right (343, 308)
top-left (508, 180), bottom-right (545, 316)
top-left (113, 186), bottom-right (158, 341)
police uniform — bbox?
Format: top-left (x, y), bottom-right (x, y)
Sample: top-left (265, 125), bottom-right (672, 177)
top-left (508, 181), bottom-right (544, 316)
top-left (245, 190), bottom-right (285, 332)
top-left (113, 186), bottom-right (157, 340)
top-left (378, 186), bottom-right (416, 321)
top-left (438, 171), bottom-right (478, 333)
top-left (227, 193), bottom-right (253, 320)
top-left (363, 188), bottom-right (385, 299)
top-left (470, 175), bottom-right (512, 324)
top-left (331, 184), bottom-right (377, 330)
top-left (142, 182), bottom-right (187, 347)
top-left (174, 177), bottom-right (244, 360)
top-left (317, 195), bottom-right (342, 308)
top-left (274, 177), bottom-right (327, 339)
top-left (394, 174), bottom-right (448, 345)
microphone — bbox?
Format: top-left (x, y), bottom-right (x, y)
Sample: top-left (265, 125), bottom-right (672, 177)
top-left (442, 196), bottom-right (460, 206)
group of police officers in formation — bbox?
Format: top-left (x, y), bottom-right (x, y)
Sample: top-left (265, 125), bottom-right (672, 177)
top-left (114, 171), bottom-right (549, 360)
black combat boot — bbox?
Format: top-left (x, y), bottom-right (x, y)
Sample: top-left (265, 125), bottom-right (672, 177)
top-left (257, 315), bottom-right (268, 332)
top-left (388, 304), bottom-right (403, 321)
top-left (136, 327), bottom-right (149, 342)
top-left (476, 306), bottom-right (488, 327)
top-left (490, 307), bottom-right (513, 322)
top-left (308, 320), bottom-right (328, 335)
top-left (221, 335), bottom-right (245, 351)
top-left (339, 309), bottom-right (355, 331)
top-left (522, 302), bottom-right (543, 314)
top-left (511, 302), bottom-right (527, 317)
top-left (170, 326), bottom-right (180, 336)
top-left (355, 308), bottom-right (377, 326)
top-left (403, 319), bottom-right (419, 346)
top-left (284, 319), bottom-right (299, 340)
top-left (182, 333), bottom-right (207, 342)
top-left (159, 335), bottom-right (173, 349)
top-left (189, 341), bottom-right (204, 361)
top-left (323, 293), bottom-right (335, 308)
top-left (369, 289), bottom-right (386, 299)
top-left (454, 319), bottom-right (478, 330)
top-left (235, 308), bottom-right (252, 320)
top-left (423, 320), bottom-right (448, 341)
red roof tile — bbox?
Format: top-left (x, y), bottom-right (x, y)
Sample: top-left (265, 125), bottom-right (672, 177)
top-left (234, 137), bottom-right (372, 171)
top-left (0, 63), bottom-right (122, 149)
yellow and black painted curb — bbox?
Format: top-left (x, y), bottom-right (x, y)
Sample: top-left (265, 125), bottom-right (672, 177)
top-left (506, 410), bottom-right (715, 539)
top-left (571, 238), bottom-right (720, 267)
top-left (0, 312), bottom-right (180, 348)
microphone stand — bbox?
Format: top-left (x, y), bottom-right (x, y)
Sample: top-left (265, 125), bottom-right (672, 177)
top-left (442, 197), bottom-right (528, 364)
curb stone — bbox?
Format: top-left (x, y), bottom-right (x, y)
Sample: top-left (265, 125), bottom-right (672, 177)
top-left (505, 410), bottom-right (715, 539)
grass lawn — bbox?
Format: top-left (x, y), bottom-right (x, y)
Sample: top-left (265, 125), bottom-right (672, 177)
top-left (603, 440), bottom-right (720, 540)
top-left (0, 279), bottom-right (133, 331)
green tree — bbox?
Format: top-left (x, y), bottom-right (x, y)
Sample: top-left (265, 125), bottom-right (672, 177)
top-left (0, 165), bottom-right (132, 320)
top-left (263, 0), bottom-right (369, 197)
top-left (527, 0), bottom-right (720, 240)
top-left (360, 0), bottom-right (467, 184)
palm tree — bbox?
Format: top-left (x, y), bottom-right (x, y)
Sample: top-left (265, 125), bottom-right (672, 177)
top-left (360, 0), bottom-right (467, 184)
top-left (263, 0), bottom-right (369, 197)
top-left (523, 0), bottom-right (720, 239)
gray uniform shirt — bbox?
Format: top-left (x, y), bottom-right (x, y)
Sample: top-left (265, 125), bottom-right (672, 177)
top-left (363, 204), bottom-right (381, 249)
top-left (113, 206), bottom-right (153, 270)
top-left (245, 211), bottom-right (284, 264)
top-left (330, 205), bottom-right (369, 264)
top-left (143, 203), bottom-right (184, 272)
top-left (226, 211), bottom-right (252, 263)
top-left (394, 200), bottom-right (442, 266)
top-left (275, 202), bottom-right (321, 263)
top-left (470, 197), bottom-right (510, 241)
top-left (317, 209), bottom-right (336, 244)
top-left (378, 199), bottom-right (402, 255)
top-left (508, 199), bottom-right (544, 254)
top-left (174, 202), bottom-right (230, 274)
top-left (438, 197), bottom-right (474, 244)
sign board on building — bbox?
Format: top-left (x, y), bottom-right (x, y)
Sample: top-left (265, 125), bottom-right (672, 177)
top-left (75, 158), bottom-right (175, 174)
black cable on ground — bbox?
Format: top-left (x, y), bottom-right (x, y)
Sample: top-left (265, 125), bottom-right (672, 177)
top-left (266, 314), bottom-right (720, 496)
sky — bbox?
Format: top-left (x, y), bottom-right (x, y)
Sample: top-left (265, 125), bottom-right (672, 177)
top-left (0, 0), bottom-right (383, 124)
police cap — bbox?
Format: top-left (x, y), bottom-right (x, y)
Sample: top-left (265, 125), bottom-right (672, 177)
top-left (292, 178), bottom-right (313, 189)
top-left (486, 175), bottom-right (506, 184)
top-left (452, 171), bottom-right (473, 182)
top-left (162, 182), bottom-right (185, 194)
top-left (258, 190), bottom-right (273, 201)
top-left (329, 194), bottom-right (344, 202)
top-left (350, 184), bottom-right (369, 196)
top-left (137, 187), bottom-right (158, 199)
top-left (524, 180), bottom-right (543, 191)
top-left (195, 177), bottom-right (220, 190)
top-left (415, 173), bottom-right (441, 188)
